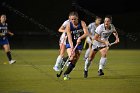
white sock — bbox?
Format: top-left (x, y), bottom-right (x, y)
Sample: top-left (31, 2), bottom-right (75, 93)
top-left (84, 48), bottom-right (90, 59)
top-left (54, 55), bottom-right (62, 67)
top-left (84, 58), bottom-right (91, 71)
top-left (99, 57), bottom-right (107, 70)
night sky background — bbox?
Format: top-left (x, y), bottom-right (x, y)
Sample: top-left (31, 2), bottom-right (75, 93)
top-left (0, 0), bottom-right (140, 49)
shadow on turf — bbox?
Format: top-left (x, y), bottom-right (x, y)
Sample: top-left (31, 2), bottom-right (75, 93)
top-left (72, 74), bottom-right (140, 80)
top-left (12, 91), bottom-right (32, 93)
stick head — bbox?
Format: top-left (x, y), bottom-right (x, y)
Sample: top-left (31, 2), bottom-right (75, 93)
top-left (56, 74), bottom-right (61, 78)
top-left (109, 42), bottom-right (116, 46)
top-left (56, 71), bottom-right (63, 78)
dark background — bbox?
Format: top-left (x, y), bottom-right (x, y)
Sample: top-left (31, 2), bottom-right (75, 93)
top-left (0, 0), bottom-right (140, 49)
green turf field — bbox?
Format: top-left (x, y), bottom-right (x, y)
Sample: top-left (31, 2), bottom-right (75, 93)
top-left (0, 49), bottom-right (140, 93)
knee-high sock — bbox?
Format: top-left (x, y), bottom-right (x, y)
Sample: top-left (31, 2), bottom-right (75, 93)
top-left (55, 55), bottom-right (62, 67)
top-left (64, 63), bottom-right (75, 75)
top-left (84, 48), bottom-right (90, 59)
top-left (84, 58), bottom-right (91, 71)
top-left (99, 57), bottom-right (107, 70)
top-left (63, 56), bottom-right (69, 62)
top-left (6, 51), bottom-right (12, 61)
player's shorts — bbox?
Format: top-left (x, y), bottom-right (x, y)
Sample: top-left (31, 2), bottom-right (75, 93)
top-left (0, 38), bottom-right (9, 45)
top-left (66, 44), bottom-right (83, 50)
top-left (86, 37), bottom-right (92, 44)
top-left (59, 37), bottom-right (67, 45)
top-left (92, 40), bottom-right (107, 51)
top-left (59, 33), bottom-right (67, 45)
top-left (86, 36), bottom-right (94, 43)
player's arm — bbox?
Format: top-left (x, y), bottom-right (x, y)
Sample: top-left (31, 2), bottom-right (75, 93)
top-left (58, 25), bottom-right (66, 32)
top-left (66, 23), bottom-right (73, 48)
top-left (93, 27), bottom-right (109, 46)
top-left (112, 25), bottom-right (119, 44)
top-left (7, 30), bottom-right (14, 36)
top-left (88, 24), bottom-right (93, 40)
top-left (89, 33), bottom-right (93, 40)
top-left (113, 31), bottom-right (119, 44)
top-left (77, 21), bottom-right (88, 44)
top-left (94, 33), bottom-right (105, 43)
top-left (0, 30), bottom-right (14, 36)
top-left (58, 21), bottom-right (68, 32)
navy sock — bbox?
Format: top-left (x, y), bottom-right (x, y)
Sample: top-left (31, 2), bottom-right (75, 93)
top-left (64, 63), bottom-right (75, 75)
top-left (6, 52), bottom-right (12, 61)
top-left (63, 56), bottom-right (69, 62)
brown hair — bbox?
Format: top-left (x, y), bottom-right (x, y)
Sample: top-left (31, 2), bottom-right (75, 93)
top-left (69, 11), bottom-right (78, 18)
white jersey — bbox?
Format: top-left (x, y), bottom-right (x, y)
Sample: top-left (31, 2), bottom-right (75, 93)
top-left (59, 20), bottom-right (69, 45)
top-left (88, 22), bottom-right (97, 38)
top-left (93, 23), bottom-right (116, 48)
top-left (86, 22), bottom-right (99, 43)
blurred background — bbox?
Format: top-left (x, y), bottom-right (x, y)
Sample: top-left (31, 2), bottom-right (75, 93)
top-left (0, 0), bottom-right (140, 49)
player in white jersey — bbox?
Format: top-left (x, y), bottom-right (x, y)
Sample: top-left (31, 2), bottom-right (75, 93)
top-left (53, 19), bottom-right (70, 71)
top-left (84, 15), bottom-right (119, 78)
top-left (84, 16), bottom-right (101, 60)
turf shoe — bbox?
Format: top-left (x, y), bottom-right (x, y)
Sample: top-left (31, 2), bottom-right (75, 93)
top-left (98, 69), bottom-right (104, 76)
top-left (63, 75), bottom-right (70, 80)
top-left (84, 70), bottom-right (88, 78)
top-left (53, 66), bottom-right (60, 71)
top-left (9, 60), bottom-right (16, 64)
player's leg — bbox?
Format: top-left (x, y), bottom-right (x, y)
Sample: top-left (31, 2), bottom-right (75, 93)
top-left (63, 48), bottom-right (74, 79)
top-left (84, 48), bottom-right (97, 78)
top-left (84, 37), bottom-right (92, 60)
top-left (53, 43), bottom-right (66, 71)
top-left (59, 43), bottom-right (67, 68)
top-left (84, 43), bottom-right (92, 60)
top-left (3, 44), bottom-right (16, 64)
top-left (98, 47), bottom-right (109, 76)
top-left (63, 49), bottom-right (81, 80)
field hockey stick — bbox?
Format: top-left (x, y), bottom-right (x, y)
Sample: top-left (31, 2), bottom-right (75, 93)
top-left (101, 42), bottom-right (117, 48)
top-left (94, 42), bottom-right (116, 50)
top-left (56, 44), bottom-right (78, 78)
top-left (108, 42), bottom-right (116, 47)
top-left (83, 38), bottom-right (87, 49)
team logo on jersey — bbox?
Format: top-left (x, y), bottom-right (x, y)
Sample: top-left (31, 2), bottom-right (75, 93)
top-left (0, 27), bottom-right (8, 30)
top-left (72, 29), bottom-right (83, 39)
top-left (102, 32), bottom-right (112, 38)
top-left (0, 27), bottom-right (8, 35)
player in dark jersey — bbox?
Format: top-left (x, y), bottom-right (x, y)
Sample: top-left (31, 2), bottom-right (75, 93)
top-left (63, 12), bottom-right (88, 80)
top-left (0, 14), bottom-right (16, 64)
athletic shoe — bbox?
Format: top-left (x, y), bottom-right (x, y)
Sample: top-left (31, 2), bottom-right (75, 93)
top-left (9, 60), bottom-right (16, 64)
top-left (84, 70), bottom-right (88, 78)
top-left (53, 66), bottom-right (60, 71)
top-left (98, 69), bottom-right (104, 76)
top-left (63, 75), bottom-right (70, 80)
